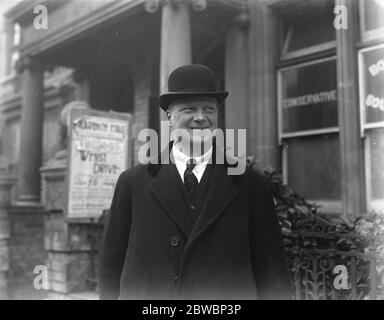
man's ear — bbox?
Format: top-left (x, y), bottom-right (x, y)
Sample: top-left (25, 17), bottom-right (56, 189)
top-left (166, 110), bottom-right (173, 127)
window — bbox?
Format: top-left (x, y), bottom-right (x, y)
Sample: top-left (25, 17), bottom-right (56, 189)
top-left (359, 0), bottom-right (384, 42)
top-left (278, 57), bottom-right (338, 137)
top-left (10, 51), bottom-right (19, 72)
top-left (276, 0), bottom-right (341, 212)
top-left (5, 22), bottom-right (22, 76)
top-left (43, 107), bottom-right (62, 165)
top-left (365, 128), bottom-right (384, 208)
top-left (359, 43), bottom-right (384, 131)
top-left (359, 43), bottom-right (384, 211)
top-left (0, 117), bottom-right (6, 168)
top-left (283, 134), bottom-right (341, 202)
top-left (279, 0), bottom-right (336, 60)
top-left (278, 57), bottom-right (341, 211)
top-left (13, 23), bottom-right (20, 46)
top-left (6, 119), bottom-right (21, 165)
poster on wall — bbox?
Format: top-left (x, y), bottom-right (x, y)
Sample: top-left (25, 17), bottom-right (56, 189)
top-left (359, 44), bottom-right (384, 128)
top-left (66, 108), bottom-right (132, 220)
top-left (279, 57), bottom-right (338, 136)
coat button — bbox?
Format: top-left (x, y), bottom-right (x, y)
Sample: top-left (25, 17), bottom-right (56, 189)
top-left (170, 236), bottom-right (179, 247)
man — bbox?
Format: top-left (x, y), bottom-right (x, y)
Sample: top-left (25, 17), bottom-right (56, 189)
top-left (99, 64), bottom-right (291, 300)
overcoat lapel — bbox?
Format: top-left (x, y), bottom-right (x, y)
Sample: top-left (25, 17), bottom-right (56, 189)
top-left (184, 163), bottom-right (238, 254)
top-left (148, 141), bottom-right (239, 247)
top-left (149, 144), bottom-right (193, 237)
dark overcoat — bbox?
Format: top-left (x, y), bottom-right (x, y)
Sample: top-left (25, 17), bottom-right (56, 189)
top-left (99, 145), bottom-right (291, 300)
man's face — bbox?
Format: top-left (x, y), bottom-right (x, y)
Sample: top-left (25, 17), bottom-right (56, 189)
top-left (166, 97), bottom-right (218, 150)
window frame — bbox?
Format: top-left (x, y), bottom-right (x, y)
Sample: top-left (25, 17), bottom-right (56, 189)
top-left (364, 132), bottom-right (384, 212)
top-left (6, 22), bottom-right (22, 77)
top-left (281, 134), bottom-right (342, 214)
top-left (359, 0), bottom-right (384, 43)
top-left (277, 55), bottom-right (339, 145)
top-left (358, 42), bottom-right (384, 137)
top-left (280, 25), bottom-right (336, 60)
top-left (5, 117), bottom-right (21, 165)
top-left (358, 43), bottom-right (384, 212)
top-left (278, 55), bottom-right (341, 214)
top-left (278, 1), bottom-right (337, 61)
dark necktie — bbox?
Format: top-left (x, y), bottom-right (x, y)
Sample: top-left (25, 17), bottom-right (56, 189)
top-left (184, 159), bottom-right (198, 193)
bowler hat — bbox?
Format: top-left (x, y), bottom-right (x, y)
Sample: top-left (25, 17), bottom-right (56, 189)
top-left (158, 64), bottom-right (229, 111)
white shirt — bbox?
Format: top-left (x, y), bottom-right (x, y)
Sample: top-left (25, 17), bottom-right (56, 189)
top-left (172, 143), bottom-right (212, 183)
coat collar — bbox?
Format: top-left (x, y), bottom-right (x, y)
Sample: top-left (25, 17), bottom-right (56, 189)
top-left (150, 160), bottom-right (194, 236)
top-left (183, 162), bottom-right (238, 254)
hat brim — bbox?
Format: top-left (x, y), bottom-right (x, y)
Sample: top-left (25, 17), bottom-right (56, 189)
top-left (158, 91), bottom-right (229, 111)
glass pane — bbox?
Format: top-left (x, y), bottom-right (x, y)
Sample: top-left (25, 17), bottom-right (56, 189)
top-left (360, 45), bottom-right (384, 125)
top-left (43, 107), bottom-right (62, 165)
top-left (362, 0), bottom-right (384, 33)
top-left (280, 59), bottom-right (338, 133)
top-left (281, 0), bottom-right (335, 54)
top-left (369, 128), bottom-right (384, 200)
top-left (13, 23), bottom-right (20, 46)
top-left (10, 51), bottom-right (19, 72)
top-left (6, 120), bottom-right (20, 164)
top-left (286, 134), bottom-right (341, 200)
top-left (285, 14), bottom-right (335, 52)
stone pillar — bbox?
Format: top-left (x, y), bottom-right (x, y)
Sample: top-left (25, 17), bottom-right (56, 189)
top-left (335, 0), bottom-right (366, 216)
top-left (248, 1), bottom-right (279, 170)
top-left (16, 56), bottom-right (44, 202)
top-left (145, 0), bottom-right (206, 148)
top-left (225, 7), bottom-right (250, 134)
top-left (0, 175), bottom-right (15, 300)
top-left (159, 2), bottom-right (192, 95)
top-left (160, 1), bottom-right (192, 148)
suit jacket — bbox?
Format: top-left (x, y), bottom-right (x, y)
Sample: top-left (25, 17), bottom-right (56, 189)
top-left (98, 144), bottom-right (291, 300)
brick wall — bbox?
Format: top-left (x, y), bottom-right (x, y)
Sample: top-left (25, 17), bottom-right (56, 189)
top-left (44, 211), bottom-right (100, 296)
top-left (8, 206), bottom-right (47, 300)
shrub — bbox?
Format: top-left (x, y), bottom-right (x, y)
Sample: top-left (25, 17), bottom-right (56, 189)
top-left (246, 156), bottom-right (384, 299)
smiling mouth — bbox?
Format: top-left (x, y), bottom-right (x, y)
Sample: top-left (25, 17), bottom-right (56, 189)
top-left (189, 127), bottom-right (210, 130)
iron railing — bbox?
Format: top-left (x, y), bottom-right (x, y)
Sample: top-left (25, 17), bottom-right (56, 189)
top-left (87, 209), bottom-right (384, 300)
top-left (283, 214), bottom-right (384, 300)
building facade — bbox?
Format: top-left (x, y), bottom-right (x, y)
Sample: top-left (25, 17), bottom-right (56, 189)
top-left (0, 0), bottom-right (383, 299)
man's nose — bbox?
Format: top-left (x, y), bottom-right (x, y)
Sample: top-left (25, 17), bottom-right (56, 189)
top-left (193, 110), bottom-right (206, 122)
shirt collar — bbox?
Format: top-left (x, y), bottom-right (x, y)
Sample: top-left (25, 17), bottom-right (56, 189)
top-left (172, 143), bottom-right (212, 172)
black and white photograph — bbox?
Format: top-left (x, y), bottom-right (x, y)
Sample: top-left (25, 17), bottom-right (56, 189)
top-left (0, 0), bottom-right (383, 305)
